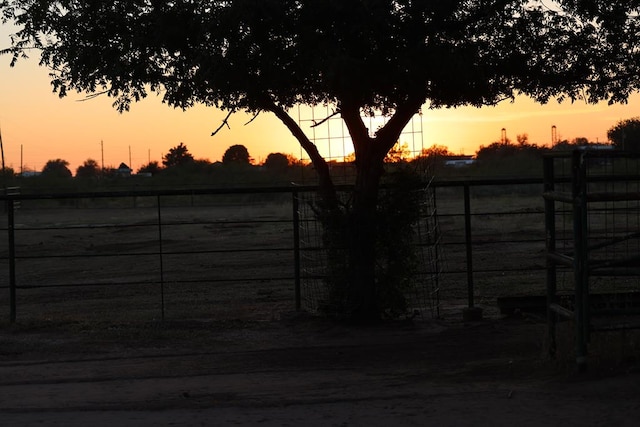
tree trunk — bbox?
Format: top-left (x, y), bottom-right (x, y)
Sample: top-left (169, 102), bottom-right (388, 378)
top-left (344, 141), bottom-right (386, 322)
top-left (266, 96), bottom-right (422, 322)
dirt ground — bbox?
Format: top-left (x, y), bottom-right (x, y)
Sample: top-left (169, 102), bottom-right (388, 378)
top-left (1, 201), bottom-right (640, 425)
top-left (1, 313), bottom-right (640, 427)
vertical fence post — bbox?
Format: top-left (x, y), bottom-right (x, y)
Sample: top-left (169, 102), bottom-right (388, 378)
top-left (543, 155), bottom-right (557, 357)
top-left (7, 199), bottom-right (16, 323)
top-left (292, 190), bottom-right (301, 311)
top-left (157, 195), bottom-right (165, 321)
top-left (462, 183), bottom-right (482, 321)
top-left (572, 150), bottom-right (589, 372)
top-left (463, 184), bottom-right (474, 308)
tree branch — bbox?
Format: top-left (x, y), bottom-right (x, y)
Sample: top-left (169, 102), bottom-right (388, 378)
top-left (311, 110), bottom-right (340, 128)
top-left (340, 100), bottom-right (371, 157)
top-left (244, 112), bottom-right (260, 126)
top-left (211, 110), bottom-right (234, 136)
top-left (375, 94), bottom-right (426, 155)
top-left (262, 97), bottom-right (338, 209)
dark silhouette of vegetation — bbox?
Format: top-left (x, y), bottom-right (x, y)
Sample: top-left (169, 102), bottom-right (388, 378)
top-left (75, 159), bottom-right (100, 178)
top-left (223, 145), bottom-right (252, 165)
top-left (607, 118), bottom-right (640, 152)
top-left (162, 143), bottom-right (194, 168)
top-left (5, 1), bottom-right (640, 321)
top-left (41, 159), bottom-right (72, 178)
top-left (263, 153), bottom-right (290, 173)
top-left (137, 161), bottom-right (162, 175)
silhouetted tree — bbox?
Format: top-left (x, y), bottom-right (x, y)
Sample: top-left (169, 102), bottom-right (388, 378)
top-left (41, 159), bottom-right (72, 178)
top-left (137, 161), bottom-right (162, 175)
top-left (384, 142), bottom-right (411, 163)
top-left (162, 143), bottom-right (194, 168)
top-left (607, 118), bottom-right (640, 152)
top-left (222, 145), bottom-right (252, 165)
top-left (263, 152), bottom-right (290, 172)
top-left (75, 158), bottom-right (100, 178)
top-left (420, 145), bottom-right (453, 159)
top-left (5, 1), bottom-right (640, 321)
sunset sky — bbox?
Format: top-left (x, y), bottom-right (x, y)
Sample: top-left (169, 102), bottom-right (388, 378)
top-left (2, 25), bottom-right (640, 174)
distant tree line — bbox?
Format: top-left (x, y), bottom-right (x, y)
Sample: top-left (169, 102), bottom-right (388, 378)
top-left (7, 117), bottom-right (638, 184)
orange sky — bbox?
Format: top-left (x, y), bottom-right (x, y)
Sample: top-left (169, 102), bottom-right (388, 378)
top-left (2, 26), bottom-right (640, 174)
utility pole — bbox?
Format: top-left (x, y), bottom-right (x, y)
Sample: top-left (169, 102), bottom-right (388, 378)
top-left (101, 140), bottom-right (105, 172)
top-left (0, 126), bottom-right (5, 176)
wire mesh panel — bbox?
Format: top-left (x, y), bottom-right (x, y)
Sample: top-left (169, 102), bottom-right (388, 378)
top-left (545, 149), bottom-right (640, 369)
top-left (292, 106), bottom-right (442, 318)
top-left (296, 183), bottom-right (443, 319)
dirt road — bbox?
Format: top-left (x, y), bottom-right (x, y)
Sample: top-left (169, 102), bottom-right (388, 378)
top-left (1, 316), bottom-right (639, 426)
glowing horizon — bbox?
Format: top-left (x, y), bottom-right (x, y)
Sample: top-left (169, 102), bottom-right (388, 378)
top-left (2, 34), bottom-right (639, 174)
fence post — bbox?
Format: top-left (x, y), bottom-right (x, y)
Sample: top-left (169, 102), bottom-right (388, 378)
top-left (462, 184), bottom-right (482, 321)
top-left (292, 190), bottom-right (301, 311)
top-left (464, 184), bottom-right (474, 307)
top-left (572, 150), bottom-right (589, 372)
top-left (7, 199), bottom-right (16, 323)
top-left (157, 195), bottom-right (165, 321)
top-left (543, 155), bottom-right (557, 357)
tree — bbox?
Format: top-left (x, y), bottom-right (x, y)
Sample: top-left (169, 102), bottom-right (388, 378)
top-left (75, 158), bottom-right (100, 178)
top-left (607, 118), bottom-right (640, 152)
top-left (420, 145), bottom-right (453, 159)
top-left (137, 161), bottom-right (162, 175)
top-left (4, 1), bottom-right (640, 321)
top-left (41, 159), bottom-right (72, 178)
top-left (162, 143), bottom-right (194, 168)
top-left (263, 152), bottom-right (290, 172)
top-left (222, 145), bottom-right (252, 165)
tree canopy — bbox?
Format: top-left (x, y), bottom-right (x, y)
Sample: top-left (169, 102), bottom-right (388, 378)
top-left (162, 142), bottom-right (194, 168)
top-left (222, 144), bottom-right (252, 165)
top-left (41, 158), bottom-right (72, 178)
top-left (75, 158), bottom-right (100, 178)
top-left (263, 152), bottom-right (290, 172)
top-left (607, 117), bottom-right (640, 152)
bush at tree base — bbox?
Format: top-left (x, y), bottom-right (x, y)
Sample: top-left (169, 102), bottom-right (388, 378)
top-left (316, 165), bottom-right (425, 320)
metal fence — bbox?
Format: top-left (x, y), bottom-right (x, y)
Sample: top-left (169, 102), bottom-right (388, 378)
top-left (1, 179), bottom-right (553, 323)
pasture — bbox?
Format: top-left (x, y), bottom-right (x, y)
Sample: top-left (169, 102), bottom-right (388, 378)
top-left (1, 184), bottom-right (639, 425)
top-left (0, 184), bottom-right (552, 323)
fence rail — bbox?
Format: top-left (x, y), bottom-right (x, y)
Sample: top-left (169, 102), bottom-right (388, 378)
top-left (0, 178), bottom-right (578, 323)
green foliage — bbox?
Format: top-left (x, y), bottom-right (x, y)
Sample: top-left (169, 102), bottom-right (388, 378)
top-left (607, 117), bottom-right (640, 152)
top-left (223, 145), bottom-right (252, 165)
top-left (162, 143), bottom-right (194, 168)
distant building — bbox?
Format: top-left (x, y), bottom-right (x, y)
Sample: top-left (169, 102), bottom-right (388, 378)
top-left (116, 163), bottom-right (132, 177)
top-left (444, 156), bottom-right (475, 168)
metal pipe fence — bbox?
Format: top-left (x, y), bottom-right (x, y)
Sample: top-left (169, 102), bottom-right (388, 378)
top-left (0, 179), bottom-right (555, 323)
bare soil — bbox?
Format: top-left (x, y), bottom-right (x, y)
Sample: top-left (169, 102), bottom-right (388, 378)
top-left (1, 202), bottom-right (640, 425)
top-left (1, 313), bottom-right (640, 426)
